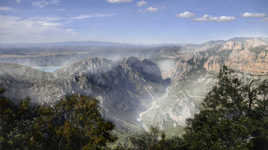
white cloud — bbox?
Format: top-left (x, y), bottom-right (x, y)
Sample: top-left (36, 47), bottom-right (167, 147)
top-left (146, 6), bottom-right (158, 12)
top-left (137, 0), bottom-right (147, 7)
top-left (0, 15), bottom-right (78, 43)
top-left (71, 14), bottom-right (115, 20)
top-left (32, 0), bottom-right (60, 8)
top-left (16, 0), bottom-right (21, 4)
top-left (242, 12), bottom-right (266, 18)
top-left (0, 13), bottom-right (117, 43)
top-left (0, 7), bottom-right (13, 11)
top-left (194, 14), bottom-right (236, 22)
top-left (106, 0), bottom-right (132, 3)
top-left (176, 11), bottom-right (195, 18)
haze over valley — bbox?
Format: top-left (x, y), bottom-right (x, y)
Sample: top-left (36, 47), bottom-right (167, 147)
top-left (1, 0), bottom-right (268, 149)
top-left (1, 37), bottom-right (268, 134)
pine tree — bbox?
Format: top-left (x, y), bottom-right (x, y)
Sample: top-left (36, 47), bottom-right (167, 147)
top-left (182, 66), bottom-right (268, 150)
top-left (0, 92), bottom-right (117, 150)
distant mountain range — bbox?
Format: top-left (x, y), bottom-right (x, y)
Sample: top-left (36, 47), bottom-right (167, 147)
top-left (0, 41), bottom-right (147, 49)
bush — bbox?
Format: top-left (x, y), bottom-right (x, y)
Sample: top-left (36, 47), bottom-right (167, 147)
top-left (0, 94), bottom-right (116, 150)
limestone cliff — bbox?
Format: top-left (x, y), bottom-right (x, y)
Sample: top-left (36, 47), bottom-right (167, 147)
top-left (0, 57), bottom-right (170, 131)
top-left (1, 37), bottom-right (268, 133)
top-left (204, 38), bottom-right (268, 75)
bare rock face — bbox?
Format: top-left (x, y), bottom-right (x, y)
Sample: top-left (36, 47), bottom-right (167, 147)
top-left (205, 50), bottom-right (268, 75)
top-left (0, 57), bottom-right (170, 130)
top-left (140, 37), bottom-right (268, 131)
top-left (221, 38), bottom-right (268, 50)
top-left (204, 38), bottom-right (268, 75)
top-left (56, 57), bottom-right (114, 77)
top-left (1, 37), bottom-right (268, 133)
top-left (203, 56), bottom-right (222, 72)
top-left (0, 63), bottom-right (60, 104)
top-left (225, 50), bottom-right (268, 75)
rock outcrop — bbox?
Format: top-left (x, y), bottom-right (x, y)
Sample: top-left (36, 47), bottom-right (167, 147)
top-left (0, 57), bottom-right (170, 130)
top-left (138, 37), bottom-right (268, 130)
top-left (204, 38), bottom-right (268, 75)
top-left (1, 37), bottom-right (268, 133)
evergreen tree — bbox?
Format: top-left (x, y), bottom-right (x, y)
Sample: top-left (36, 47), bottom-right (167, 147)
top-left (182, 66), bottom-right (268, 150)
top-left (0, 93), bottom-right (116, 150)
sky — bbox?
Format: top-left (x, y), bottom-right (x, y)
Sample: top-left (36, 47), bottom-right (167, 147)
top-left (0, 0), bottom-right (268, 44)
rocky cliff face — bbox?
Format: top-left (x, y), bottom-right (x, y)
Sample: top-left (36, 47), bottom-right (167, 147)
top-left (220, 38), bottom-right (268, 50)
top-left (138, 37), bottom-right (268, 131)
top-left (204, 38), bottom-right (268, 75)
top-left (0, 57), bottom-right (170, 130)
top-left (0, 37), bottom-right (268, 133)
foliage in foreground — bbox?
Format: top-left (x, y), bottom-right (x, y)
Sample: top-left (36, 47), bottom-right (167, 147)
top-left (182, 66), bottom-right (268, 150)
top-left (115, 66), bottom-right (268, 150)
top-left (0, 66), bottom-right (268, 150)
top-left (0, 93), bottom-right (116, 150)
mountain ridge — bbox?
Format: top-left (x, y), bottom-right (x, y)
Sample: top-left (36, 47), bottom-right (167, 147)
top-left (0, 37), bottom-right (268, 132)
top-left (0, 57), bottom-right (170, 131)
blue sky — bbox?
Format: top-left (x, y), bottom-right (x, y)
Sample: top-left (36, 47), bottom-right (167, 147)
top-left (0, 0), bottom-right (268, 44)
